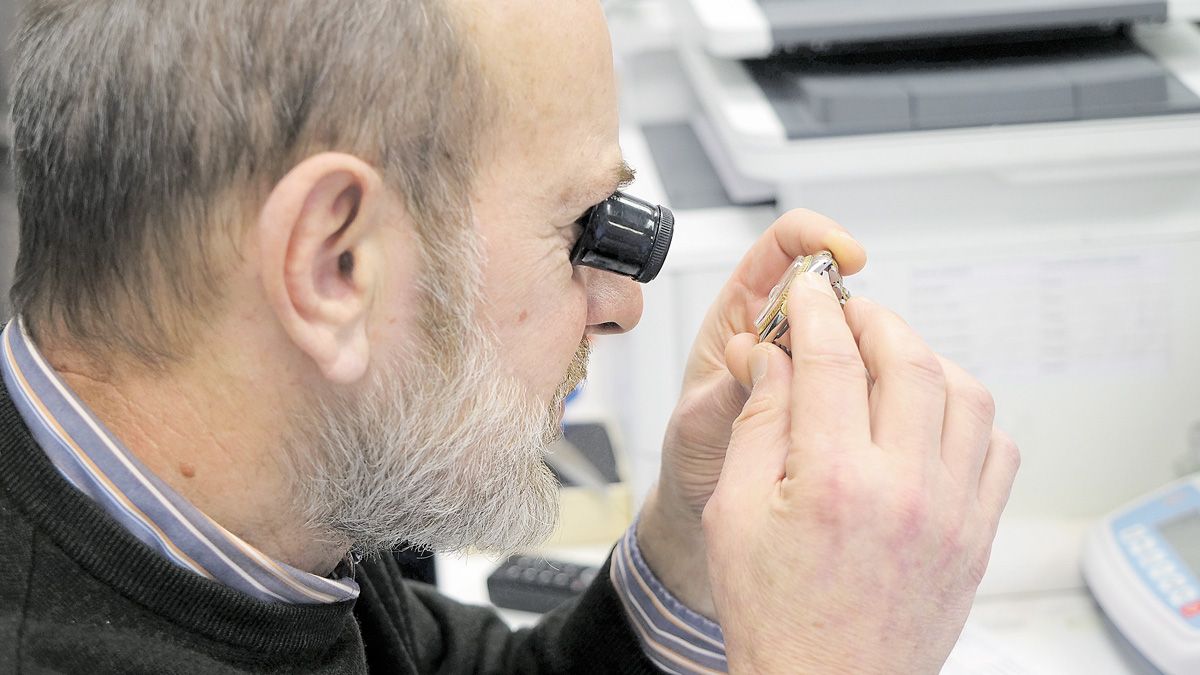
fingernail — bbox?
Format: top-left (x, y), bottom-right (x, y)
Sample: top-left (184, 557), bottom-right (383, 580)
top-left (750, 348), bottom-right (769, 387)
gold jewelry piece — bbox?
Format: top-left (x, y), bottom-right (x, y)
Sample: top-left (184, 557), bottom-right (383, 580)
top-left (754, 251), bottom-right (850, 353)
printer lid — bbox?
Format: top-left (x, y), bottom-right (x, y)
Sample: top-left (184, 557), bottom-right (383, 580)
top-left (674, 0), bottom-right (1200, 59)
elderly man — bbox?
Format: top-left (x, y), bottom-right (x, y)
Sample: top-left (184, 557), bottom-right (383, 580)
top-left (0, 1), bottom-right (1019, 673)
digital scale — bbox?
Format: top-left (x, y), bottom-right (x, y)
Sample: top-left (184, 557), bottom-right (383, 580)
top-left (1084, 475), bottom-right (1200, 675)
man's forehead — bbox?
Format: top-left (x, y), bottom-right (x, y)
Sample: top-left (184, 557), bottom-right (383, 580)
top-left (457, 0), bottom-right (615, 123)
top-left (454, 0), bottom-right (622, 213)
top-left (455, 0), bottom-right (609, 79)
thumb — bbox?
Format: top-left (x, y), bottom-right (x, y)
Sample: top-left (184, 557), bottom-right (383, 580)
top-left (724, 332), bottom-right (760, 392)
top-left (719, 343), bottom-right (793, 494)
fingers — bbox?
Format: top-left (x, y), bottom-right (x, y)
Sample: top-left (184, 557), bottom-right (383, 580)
top-left (845, 298), bottom-right (946, 460)
top-left (741, 210), bottom-right (867, 294)
top-left (978, 428), bottom-right (1021, 521)
top-left (786, 273), bottom-right (871, 457)
top-left (936, 356), bottom-right (996, 487)
top-left (720, 343), bottom-right (795, 495)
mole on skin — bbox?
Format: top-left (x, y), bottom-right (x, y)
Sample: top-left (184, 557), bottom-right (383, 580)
top-left (180, 463), bottom-right (196, 478)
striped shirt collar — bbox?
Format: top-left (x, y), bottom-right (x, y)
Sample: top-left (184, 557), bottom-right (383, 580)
top-left (0, 318), bottom-right (358, 604)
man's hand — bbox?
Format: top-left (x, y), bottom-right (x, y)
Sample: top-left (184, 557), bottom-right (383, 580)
top-left (637, 210), bottom-right (867, 618)
top-left (703, 275), bottom-right (1020, 673)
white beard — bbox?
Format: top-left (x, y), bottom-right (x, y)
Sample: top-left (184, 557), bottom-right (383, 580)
top-left (294, 344), bottom-right (562, 556)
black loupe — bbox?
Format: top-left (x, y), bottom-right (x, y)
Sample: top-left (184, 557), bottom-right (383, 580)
top-left (570, 191), bottom-right (674, 283)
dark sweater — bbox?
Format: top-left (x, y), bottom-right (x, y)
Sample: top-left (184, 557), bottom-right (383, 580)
top-left (0, 381), bottom-right (657, 674)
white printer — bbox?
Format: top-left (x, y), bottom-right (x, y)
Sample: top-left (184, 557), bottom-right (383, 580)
top-left (668, 0), bottom-right (1200, 203)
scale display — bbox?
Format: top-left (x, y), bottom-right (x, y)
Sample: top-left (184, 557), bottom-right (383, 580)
top-left (1160, 512), bottom-right (1200, 578)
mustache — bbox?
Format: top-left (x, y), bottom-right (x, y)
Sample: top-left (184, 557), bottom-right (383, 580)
top-left (553, 338), bottom-right (592, 405)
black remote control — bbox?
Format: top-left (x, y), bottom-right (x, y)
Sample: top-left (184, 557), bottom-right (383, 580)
top-left (486, 555), bottom-right (599, 614)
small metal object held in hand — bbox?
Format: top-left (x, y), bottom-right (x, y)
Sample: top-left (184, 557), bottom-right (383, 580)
top-left (754, 251), bottom-right (850, 355)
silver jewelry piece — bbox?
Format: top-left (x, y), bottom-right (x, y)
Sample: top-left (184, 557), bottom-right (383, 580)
top-left (754, 251), bottom-right (850, 353)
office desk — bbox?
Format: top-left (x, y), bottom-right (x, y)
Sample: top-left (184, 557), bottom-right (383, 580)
top-left (434, 510), bottom-right (1166, 672)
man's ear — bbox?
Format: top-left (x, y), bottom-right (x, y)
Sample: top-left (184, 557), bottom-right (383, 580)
top-left (257, 152), bottom-right (385, 385)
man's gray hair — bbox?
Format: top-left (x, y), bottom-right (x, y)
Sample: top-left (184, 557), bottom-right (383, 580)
top-left (9, 0), bottom-right (486, 363)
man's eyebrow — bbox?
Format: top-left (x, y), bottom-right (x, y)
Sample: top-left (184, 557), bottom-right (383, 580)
top-left (614, 160), bottom-right (636, 189)
top-left (561, 158), bottom-right (637, 212)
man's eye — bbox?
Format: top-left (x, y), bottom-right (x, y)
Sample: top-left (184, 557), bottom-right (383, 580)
top-left (565, 222), bottom-right (584, 250)
top-left (565, 213), bottom-right (588, 246)
top-left (565, 203), bottom-right (600, 253)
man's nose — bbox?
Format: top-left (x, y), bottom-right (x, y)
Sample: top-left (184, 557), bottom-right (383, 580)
top-left (582, 268), bottom-right (643, 335)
